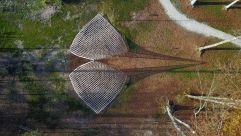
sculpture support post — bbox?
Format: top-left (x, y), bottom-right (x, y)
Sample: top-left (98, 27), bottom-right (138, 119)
top-left (198, 36), bottom-right (241, 52)
top-left (225, 0), bottom-right (239, 10)
top-left (190, 0), bottom-right (240, 9)
top-left (190, 0), bottom-right (198, 6)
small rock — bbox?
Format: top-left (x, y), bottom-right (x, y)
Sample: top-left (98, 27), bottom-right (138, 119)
top-left (14, 40), bottom-right (23, 48)
top-left (17, 23), bottom-right (23, 31)
top-left (40, 6), bottom-right (59, 20)
top-left (144, 130), bottom-right (153, 136)
top-left (64, 11), bottom-right (71, 21)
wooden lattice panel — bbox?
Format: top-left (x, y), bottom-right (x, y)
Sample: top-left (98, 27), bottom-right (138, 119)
top-left (69, 14), bottom-right (128, 60)
top-left (69, 61), bottom-right (128, 113)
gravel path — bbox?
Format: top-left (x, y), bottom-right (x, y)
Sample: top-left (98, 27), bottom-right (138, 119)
top-left (158, 0), bottom-right (241, 47)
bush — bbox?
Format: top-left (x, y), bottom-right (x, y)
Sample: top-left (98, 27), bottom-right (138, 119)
top-left (223, 111), bottom-right (241, 136)
top-left (22, 130), bottom-right (41, 136)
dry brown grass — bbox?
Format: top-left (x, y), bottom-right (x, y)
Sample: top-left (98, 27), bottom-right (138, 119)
top-left (125, 0), bottom-right (212, 59)
top-left (175, 0), bottom-right (241, 34)
top-left (64, 0), bottom-right (241, 135)
top-left (104, 0), bottom-right (209, 116)
top-left (68, 0), bottom-right (241, 117)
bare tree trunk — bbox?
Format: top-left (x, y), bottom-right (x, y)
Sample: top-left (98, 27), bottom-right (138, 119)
top-left (186, 94), bottom-right (241, 110)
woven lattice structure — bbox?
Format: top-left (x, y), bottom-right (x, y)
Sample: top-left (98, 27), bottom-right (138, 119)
top-left (69, 61), bottom-right (128, 113)
top-left (69, 14), bottom-right (128, 60)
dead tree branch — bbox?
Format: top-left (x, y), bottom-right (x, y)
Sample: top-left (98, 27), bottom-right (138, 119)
top-left (186, 94), bottom-right (241, 110)
top-left (194, 75), bottom-right (215, 118)
top-left (166, 100), bottom-right (196, 136)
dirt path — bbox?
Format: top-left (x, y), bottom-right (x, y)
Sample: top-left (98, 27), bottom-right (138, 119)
top-left (158, 0), bottom-right (241, 47)
top-left (40, 116), bottom-right (176, 135)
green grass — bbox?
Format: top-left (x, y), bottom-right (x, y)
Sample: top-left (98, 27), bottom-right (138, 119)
top-left (22, 130), bottom-right (41, 136)
top-left (0, 1), bottom-right (98, 48)
top-left (168, 67), bottom-right (198, 80)
top-left (204, 4), bottom-right (222, 17)
top-left (182, 72), bottom-right (198, 80)
top-left (99, 0), bottom-right (150, 49)
top-left (0, 0), bottom-right (147, 117)
top-left (67, 99), bottom-right (92, 113)
top-left (1, 0), bottom-right (150, 49)
top-left (0, 0), bottom-right (151, 120)
top-left (20, 8), bottom-right (97, 48)
top-left (112, 83), bottom-right (136, 107)
top-left (120, 84), bottom-right (136, 103)
top-left (0, 16), bottom-right (20, 48)
top-left (100, 0), bottom-right (148, 21)
top-left (131, 21), bottom-right (156, 36)
top-left (125, 21), bottom-right (156, 49)
top-left (175, 94), bottom-right (189, 104)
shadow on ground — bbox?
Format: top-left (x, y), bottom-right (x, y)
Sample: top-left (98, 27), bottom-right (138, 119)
top-left (195, 1), bottom-right (241, 6)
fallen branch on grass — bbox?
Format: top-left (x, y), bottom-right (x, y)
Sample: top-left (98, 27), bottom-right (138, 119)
top-left (166, 100), bottom-right (196, 136)
top-left (186, 94), bottom-right (241, 110)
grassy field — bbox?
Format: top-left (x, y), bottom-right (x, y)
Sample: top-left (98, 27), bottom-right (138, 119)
top-left (0, 0), bottom-right (152, 134)
top-left (1, 0), bottom-right (241, 135)
top-left (173, 0), bottom-right (241, 34)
